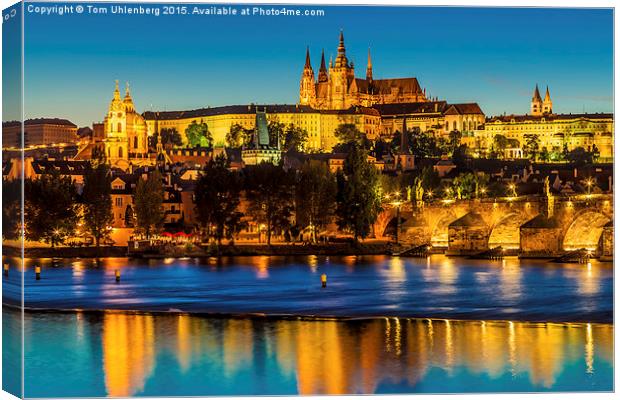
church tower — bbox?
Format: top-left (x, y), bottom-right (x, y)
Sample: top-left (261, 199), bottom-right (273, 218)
top-left (542, 86), bottom-right (553, 115)
top-left (318, 49), bottom-right (328, 83)
top-left (531, 84), bottom-right (543, 116)
top-left (103, 81), bottom-right (148, 169)
top-left (299, 47), bottom-right (316, 106)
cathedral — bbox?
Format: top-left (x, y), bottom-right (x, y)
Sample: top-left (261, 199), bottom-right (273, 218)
top-left (103, 81), bottom-right (149, 168)
top-left (299, 31), bottom-right (428, 110)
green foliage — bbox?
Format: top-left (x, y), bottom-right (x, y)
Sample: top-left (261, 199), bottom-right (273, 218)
top-left (2, 179), bottom-right (21, 240)
top-left (539, 146), bottom-right (550, 162)
top-left (295, 161), bottom-right (337, 242)
top-left (282, 124), bottom-right (309, 152)
top-left (82, 163), bottom-right (113, 248)
top-left (335, 144), bottom-right (382, 241)
top-left (226, 124), bottom-right (253, 148)
top-left (492, 134), bottom-right (509, 158)
top-left (134, 170), bottom-right (164, 239)
top-left (333, 124), bottom-right (370, 152)
top-left (25, 172), bottom-right (78, 247)
top-left (451, 172), bottom-right (479, 199)
top-left (410, 131), bottom-right (442, 158)
top-left (523, 134), bottom-right (540, 160)
top-left (267, 121), bottom-right (286, 148)
top-left (160, 128), bottom-right (183, 147)
top-left (244, 162), bottom-right (294, 245)
top-left (185, 120), bottom-right (212, 148)
top-left (566, 146), bottom-right (594, 166)
top-left (194, 155), bottom-right (245, 246)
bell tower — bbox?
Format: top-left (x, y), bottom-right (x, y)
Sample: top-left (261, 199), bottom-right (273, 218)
top-left (531, 84), bottom-right (543, 116)
top-left (542, 86), bottom-right (553, 115)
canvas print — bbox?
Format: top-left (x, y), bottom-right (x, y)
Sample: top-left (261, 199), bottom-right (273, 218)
top-left (1, 2), bottom-right (614, 397)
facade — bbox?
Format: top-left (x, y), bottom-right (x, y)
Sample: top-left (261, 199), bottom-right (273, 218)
top-left (2, 118), bottom-right (78, 149)
top-left (300, 31), bottom-right (428, 110)
top-left (144, 104), bottom-right (381, 152)
top-left (471, 86), bottom-right (614, 160)
top-left (102, 81), bottom-right (150, 169)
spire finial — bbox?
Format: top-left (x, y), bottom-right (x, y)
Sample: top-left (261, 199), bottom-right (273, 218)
top-left (113, 80), bottom-right (120, 100)
top-left (125, 81), bottom-right (131, 97)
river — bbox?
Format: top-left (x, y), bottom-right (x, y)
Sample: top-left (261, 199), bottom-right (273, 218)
top-left (2, 255), bottom-right (613, 396)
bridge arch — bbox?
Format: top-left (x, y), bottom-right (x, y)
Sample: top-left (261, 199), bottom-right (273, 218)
top-left (562, 209), bottom-right (612, 251)
top-left (488, 212), bottom-right (532, 250)
top-left (430, 210), bottom-right (457, 248)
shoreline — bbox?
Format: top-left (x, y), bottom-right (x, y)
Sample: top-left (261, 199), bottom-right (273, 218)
top-left (3, 244), bottom-right (613, 262)
top-left (4, 303), bottom-right (613, 326)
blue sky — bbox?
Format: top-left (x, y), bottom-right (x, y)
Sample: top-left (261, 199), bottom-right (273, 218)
top-left (16, 3), bottom-right (615, 127)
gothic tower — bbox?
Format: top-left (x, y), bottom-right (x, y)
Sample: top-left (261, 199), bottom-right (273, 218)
top-left (531, 84), bottom-right (543, 116)
top-left (328, 30), bottom-right (356, 109)
top-left (542, 86), bottom-right (553, 115)
top-left (299, 47), bottom-right (316, 106)
top-left (318, 49), bottom-right (328, 83)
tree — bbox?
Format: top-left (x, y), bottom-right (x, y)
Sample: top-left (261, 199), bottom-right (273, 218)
top-left (226, 124), bottom-right (252, 148)
top-left (267, 121), bottom-right (286, 148)
top-left (448, 130), bottom-right (462, 152)
top-left (452, 144), bottom-right (469, 168)
top-left (244, 163), bottom-right (294, 245)
top-left (82, 163), bottom-right (113, 248)
top-left (493, 134), bottom-right (509, 158)
top-left (134, 170), bottom-right (164, 239)
top-left (451, 172), bottom-right (480, 199)
top-left (194, 155), bottom-right (245, 247)
top-left (25, 172), bottom-right (78, 248)
top-left (185, 120), bottom-right (212, 148)
top-left (333, 124), bottom-right (371, 152)
top-left (411, 131), bottom-right (441, 158)
top-left (282, 124), bottom-right (309, 152)
top-left (335, 144), bottom-right (382, 241)
top-left (539, 146), bottom-right (550, 162)
top-left (566, 147), bottom-right (594, 167)
top-left (295, 161), bottom-right (337, 242)
top-left (2, 178), bottom-right (21, 240)
top-left (160, 128), bottom-right (183, 147)
top-left (523, 134), bottom-right (540, 160)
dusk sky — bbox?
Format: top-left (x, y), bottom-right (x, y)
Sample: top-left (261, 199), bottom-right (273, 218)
top-left (14, 3), bottom-right (614, 127)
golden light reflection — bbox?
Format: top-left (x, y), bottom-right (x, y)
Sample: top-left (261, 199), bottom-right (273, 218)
top-left (102, 312), bottom-right (155, 397)
top-left (98, 312), bottom-right (613, 395)
top-left (308, 255), bottom-right (318, 273)
top-left (256, 256), bottom-right (269, 279)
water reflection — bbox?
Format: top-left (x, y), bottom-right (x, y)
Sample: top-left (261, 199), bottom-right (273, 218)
top-left (94, 313), bottom-right (613, 396)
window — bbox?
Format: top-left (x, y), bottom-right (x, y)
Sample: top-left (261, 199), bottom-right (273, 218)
top-left (117, 122), bottom-right (122, 132)
top-left (118, 147), bottom-right (123, 158)
top-left (115, 197), bottom-right (123, 207)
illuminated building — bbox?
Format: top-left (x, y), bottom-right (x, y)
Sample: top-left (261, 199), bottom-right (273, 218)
top-left (2, 118), bottom-right (77, 149)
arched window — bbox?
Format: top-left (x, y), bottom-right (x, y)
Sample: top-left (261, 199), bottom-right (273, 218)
top-left (117, 122), bottom-right (122, 132)
top-left (134, 136), bottom-right (138, 149)
top-left (118, 147), bottom-right (123, 158)
top-left (452, 121), bottom-right (457, 131)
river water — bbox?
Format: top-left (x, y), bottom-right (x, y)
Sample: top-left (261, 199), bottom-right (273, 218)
top-left (2, 255), bottom-right (614, 396)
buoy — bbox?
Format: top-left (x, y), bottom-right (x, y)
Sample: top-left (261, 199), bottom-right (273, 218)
top-left (115, 269), bottom-right (121, 282)
top-left (321, 273), bottom-right (327, 288)
top-left (3, 264), bottom-right (8, 277)
top-left (35, 266), bottom-right (41, 280)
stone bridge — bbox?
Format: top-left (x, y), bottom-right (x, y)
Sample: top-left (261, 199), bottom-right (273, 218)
top-left (375, 194), bottom-right (613, 258)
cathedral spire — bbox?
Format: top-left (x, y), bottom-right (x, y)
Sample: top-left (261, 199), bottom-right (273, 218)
top-left (318, 49), bottom-right (328, 83)
top-left (366, 47), bottom-right (373, 81)
top-left (544, 86), bottom-right (551, 102)
top-left (532, 84), bottom-right (542, 101)
top-left (400, 117), bottom-right (410, 154)
top-left (335, 30), bottom-right (348, 67)
top-left (304, 46), bottom-right (312, 69)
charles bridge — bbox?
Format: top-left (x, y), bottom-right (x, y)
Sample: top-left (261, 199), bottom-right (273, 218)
top-left (375, 193), bottom-right (613, 259)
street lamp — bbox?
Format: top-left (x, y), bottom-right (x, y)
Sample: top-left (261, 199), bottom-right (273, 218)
top-left (508, 183), bottom-right (517, 198)
top-left (584, 178), bottom-right (594, 195)
top-left (479, 186), bottom-right (487, 198)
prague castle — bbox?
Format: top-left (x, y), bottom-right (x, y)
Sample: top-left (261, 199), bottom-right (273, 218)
top-left (300, 31), bottom-right (428, 109)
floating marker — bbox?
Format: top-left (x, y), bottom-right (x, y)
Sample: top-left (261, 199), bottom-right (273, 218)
top-left (3, 264), bottom-right (8, 277)
top-left (321, 273), bottom-right (327, 288)
top-left (115, 269), bottom-right (121, 282)
top-left (35, 266), bottom-right (41, 280)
